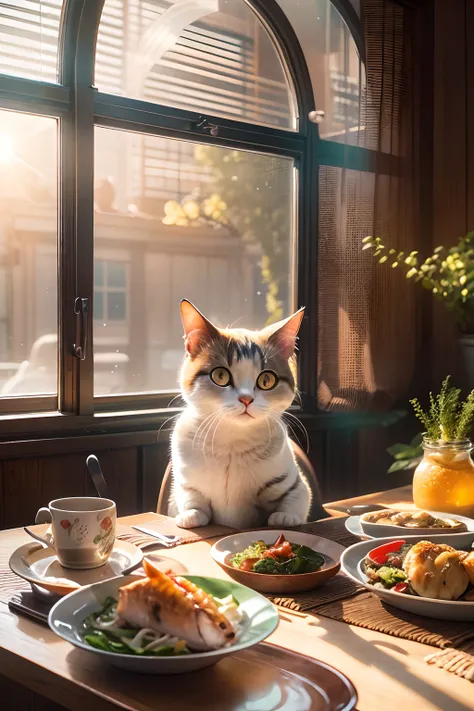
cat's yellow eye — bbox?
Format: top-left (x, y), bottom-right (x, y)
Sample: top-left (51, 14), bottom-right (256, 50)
top-left (256, 370), bottom-right (278, 391)
top-left (210, 367), bottom-right (232, 387)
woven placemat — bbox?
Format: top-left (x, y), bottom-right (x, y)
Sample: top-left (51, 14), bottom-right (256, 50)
top-left (269, 517), bottom-right (474, 681)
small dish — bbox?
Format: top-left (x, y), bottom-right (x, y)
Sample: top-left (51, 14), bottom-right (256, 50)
top-left (49, 574), bottom-right (279, 674)
top-left (211, 530), bottom-right (344, 594)
top-left (341, 534), bottom-right (474, 621)
top-left (9, 540), bottom-right (143, 597)
top-left (359, 509), bottom-right (474, 543)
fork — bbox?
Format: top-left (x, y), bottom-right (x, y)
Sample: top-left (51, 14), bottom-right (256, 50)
top-left (131, 525), bottom-right (181, 546)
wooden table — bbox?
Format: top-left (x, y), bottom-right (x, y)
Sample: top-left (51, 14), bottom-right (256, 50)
top-left (0, 489), bottom-right (472, 711)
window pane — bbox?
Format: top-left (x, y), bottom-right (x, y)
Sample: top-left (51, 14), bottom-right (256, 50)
top-left (96, 0), bottom-right (296, 130)
top-left (94, 126), bottom-right (295, 395)
top-left (0, 1), bottom-right (62, 82)
top-left (108, 262), bottom-right (126, 288)
top-left (95, 260), bottom-right (105, 287)
top-left (0, 110), bottom-right (57, 399)
top-left (277, 0), bottom-right (365, 145)
top-left (94, 291), bottom-right (104, 320)
top-left (107, 292), bottom-right (126, 320)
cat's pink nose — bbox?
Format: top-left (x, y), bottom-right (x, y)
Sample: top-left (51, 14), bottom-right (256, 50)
top-left (239, 395), bottom-right (254, 407)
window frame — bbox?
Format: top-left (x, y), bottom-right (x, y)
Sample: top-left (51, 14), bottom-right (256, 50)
top-left (0, 0), bottom-right (397, 437)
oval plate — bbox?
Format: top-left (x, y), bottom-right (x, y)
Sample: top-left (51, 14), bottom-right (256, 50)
top-left (211, 530), bottom-right (344, 594)
top-left (345, 511), bottom-right (474, 547)
top-left (9, 540), bottom-right (143, 597)
top-left (341, 533), bottom-right (474, 621)
top-left (49, 574), bottom-right (279, 674)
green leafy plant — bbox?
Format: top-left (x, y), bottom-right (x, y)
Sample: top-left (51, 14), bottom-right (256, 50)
top-left (410, 376), bottom-right (474, 440)
top-left (387, 377), bottom-right (474, 472)
top-left (387, 433), bottom-right (423, 473)
top-left (362, 232), bottom-right (474, 332)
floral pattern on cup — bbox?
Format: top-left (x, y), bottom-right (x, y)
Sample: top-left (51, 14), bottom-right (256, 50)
top-left (59, 517), bottom-right (89, 545)
top-left (94, 515), bottom-right (115, 558)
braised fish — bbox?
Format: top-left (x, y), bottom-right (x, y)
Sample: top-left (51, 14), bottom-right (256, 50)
top-left (116, 558), bottom-right (236, 651)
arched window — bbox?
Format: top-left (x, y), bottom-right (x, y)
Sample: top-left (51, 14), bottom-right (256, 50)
top-left (95, 0), bottom-right (297, 130)
top-left (0, 0), bottom-right (415, 429)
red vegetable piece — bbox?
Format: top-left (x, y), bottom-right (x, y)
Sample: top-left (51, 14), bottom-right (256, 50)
top-left (367, 540), bottom-right (406, 566)
top-left (239, 558), bottom-right (260, 571)
top-left (393, 582), bottom-right (409, 594)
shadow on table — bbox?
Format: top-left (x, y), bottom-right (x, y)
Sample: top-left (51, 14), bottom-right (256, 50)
top-left (314, 599), bottom-right (471, 711)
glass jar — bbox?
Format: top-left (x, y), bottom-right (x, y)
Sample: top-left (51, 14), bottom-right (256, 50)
top-left (413, 437), bottom-right (474, 517)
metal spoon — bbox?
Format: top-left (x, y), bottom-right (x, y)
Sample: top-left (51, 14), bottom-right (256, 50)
top-left (86, 454), bottom-right (109, 498)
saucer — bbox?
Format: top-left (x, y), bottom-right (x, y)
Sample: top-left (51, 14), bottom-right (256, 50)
top-left (9, 540), bottom-right (143, 597)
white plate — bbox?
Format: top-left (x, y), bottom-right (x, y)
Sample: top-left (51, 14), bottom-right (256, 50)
top-left (341, 534), bottom-right (474, 621)
top-left (345, 511), bottom-right (474, 546)
top-left (9, 540), bottom-right (143, 597)
top-left (49, 574), bottom-right (279, 674)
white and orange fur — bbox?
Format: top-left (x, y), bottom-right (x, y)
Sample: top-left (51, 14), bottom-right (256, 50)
top-left (168, 300), bottom-right (312, 530)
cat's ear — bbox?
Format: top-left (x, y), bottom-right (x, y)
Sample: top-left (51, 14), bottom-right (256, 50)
top-left (180, 299), bottom-right (219, 358)
top-left (263, 307), bottom-right (305, 359)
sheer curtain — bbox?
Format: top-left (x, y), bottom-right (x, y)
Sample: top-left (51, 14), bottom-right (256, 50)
top-left (318, 0), bottom-right (418, 411)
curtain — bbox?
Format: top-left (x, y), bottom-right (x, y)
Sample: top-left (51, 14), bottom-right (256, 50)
top-left (318, 0), bottom-right (418, 411)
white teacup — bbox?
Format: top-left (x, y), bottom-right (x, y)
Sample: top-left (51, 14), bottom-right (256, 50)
top-left (34, 497), bottom-right (116, 569)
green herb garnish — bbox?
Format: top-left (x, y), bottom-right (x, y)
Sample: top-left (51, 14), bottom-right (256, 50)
top-left (410, 376), bottom-right (474, 441)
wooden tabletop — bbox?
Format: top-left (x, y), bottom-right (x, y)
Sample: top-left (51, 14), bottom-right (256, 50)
top-left (0, 490), bottom-right (472, 711)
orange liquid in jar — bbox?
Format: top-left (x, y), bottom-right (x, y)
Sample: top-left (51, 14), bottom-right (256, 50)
top-left (413, 448), bottom-right (474, 517)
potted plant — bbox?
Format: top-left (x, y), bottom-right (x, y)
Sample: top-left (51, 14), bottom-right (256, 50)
top-left (362, 232), bottom-right (474, 385)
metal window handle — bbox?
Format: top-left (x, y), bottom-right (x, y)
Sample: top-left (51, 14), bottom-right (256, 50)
top-left (73, 297), bottom-right (89, 360)
top-left (195, 116), bottom-right (219, 136)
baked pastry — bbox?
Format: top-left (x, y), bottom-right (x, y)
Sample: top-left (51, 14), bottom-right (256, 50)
top-left (403, 541), bottom-right (469, 600)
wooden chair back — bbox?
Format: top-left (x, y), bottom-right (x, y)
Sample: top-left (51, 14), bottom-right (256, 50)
top-left (156, 441), bottom-right (325, 522)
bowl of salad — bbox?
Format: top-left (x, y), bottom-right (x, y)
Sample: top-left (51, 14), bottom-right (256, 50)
top-left (211, 530), bottom-right (344, 593)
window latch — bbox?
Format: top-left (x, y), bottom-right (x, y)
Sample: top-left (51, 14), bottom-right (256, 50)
top-left (73, 297), bottom-right (89, 361)
top-left (195, 116), bottom-right (219, 136)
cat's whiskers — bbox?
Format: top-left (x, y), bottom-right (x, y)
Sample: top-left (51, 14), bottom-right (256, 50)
top-left (201, 410), bottom-right (224, 460)
top-left (210, 412), bottom-right (225, 458)
top-left (282, 411), bottom-right (309, 452)
top-left (192, 412), bottom-right (219, 453)
top-left (264, 415), bottom-right (272, 445)
top-left (167, 392), bottom-right (185, 408)
top-left (157, 413), bottom-right (180, 441)
top-left (197, 411), bottom-right (223, 459)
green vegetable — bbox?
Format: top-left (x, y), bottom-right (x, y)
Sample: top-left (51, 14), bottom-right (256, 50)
top-left (376, 566), bottom-right (407, 588)
top-left (230, 540), bottom-right (268, 568)
top-left (241, 542), bottom-right (325, 575)
top-left (253, 557), bottom-right (280, 574)
top-left (84, 631), bottom-right (134, 655)
top-left (292, 545), bottom-right (325, 572)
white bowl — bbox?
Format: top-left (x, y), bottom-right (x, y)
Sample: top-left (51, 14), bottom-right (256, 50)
top-left (358, 510), bottom-right (474, 545)
top-left (341, 534), bottom-right (474, 621)
top-left (49, 573), bottom-right (279, 673)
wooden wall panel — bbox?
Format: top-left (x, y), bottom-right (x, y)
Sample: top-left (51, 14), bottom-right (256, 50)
top-left (142, 443), bottom-right (170, 513)
top-left (2, 456), bottom-right (87, 529)
top-left (432, 0), bottom-right (469, 386)
top-left (84, 448), bottom-right (140, 516)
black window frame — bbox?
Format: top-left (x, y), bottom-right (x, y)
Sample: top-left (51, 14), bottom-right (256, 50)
top-left (0, 0), bottom-right (395, 438)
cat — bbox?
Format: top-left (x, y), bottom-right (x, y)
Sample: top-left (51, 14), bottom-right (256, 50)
top-left (168, 300), bottom-right (312, 530)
